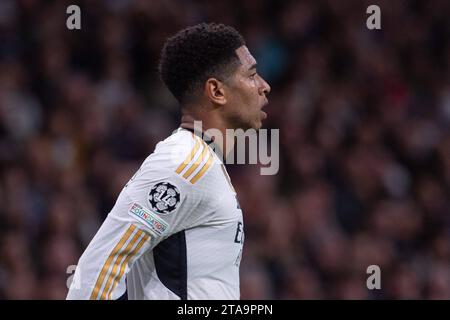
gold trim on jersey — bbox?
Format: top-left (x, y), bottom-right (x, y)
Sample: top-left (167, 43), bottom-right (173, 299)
top-left (190, 148), bottom-right (214, 184)
top-left (182, 143), bottom-right (209, 179)
top-left (90, 224), bottom-right (136, 299)
top-left (99, 229), bottom-right (145, 300)
top-left (106, 231), bottom-right (150, 299)
top-left (90, 225), bottom-right (150, 300)
top-left (175, 134), bottom-right (201, 174)
top-left (175, 135), bottom-right (215, 184)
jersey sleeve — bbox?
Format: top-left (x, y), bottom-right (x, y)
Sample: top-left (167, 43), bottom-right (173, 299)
top-left (66, 217), bottom-right (152, 300)
top-left (66, 133), bottom-right (217, 300)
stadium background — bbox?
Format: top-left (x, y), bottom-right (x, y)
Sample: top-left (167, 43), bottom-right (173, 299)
top-left (0, 0), bottom-right (449, 299)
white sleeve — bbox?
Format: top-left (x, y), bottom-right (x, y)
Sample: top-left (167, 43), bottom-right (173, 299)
top-left (66, 216), bottom-right (152, 300)
top-left (67, 134), bottom-right (216, 300)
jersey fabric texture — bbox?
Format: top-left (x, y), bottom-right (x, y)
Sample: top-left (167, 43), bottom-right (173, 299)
top-left (66, 128), bottom-right (244, 300)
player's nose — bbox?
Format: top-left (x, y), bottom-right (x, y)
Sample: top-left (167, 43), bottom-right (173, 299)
top-left (259, 76), bottom-right (271, 96)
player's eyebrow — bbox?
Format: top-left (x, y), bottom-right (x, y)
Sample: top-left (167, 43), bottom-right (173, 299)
top-left (248, 63), bottom-right (257, 71)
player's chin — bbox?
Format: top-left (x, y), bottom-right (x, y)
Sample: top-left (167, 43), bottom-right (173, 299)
top-left (253, 112), bottom-right (267, 130)
top-left (251, 119), bottom-right (263, 131)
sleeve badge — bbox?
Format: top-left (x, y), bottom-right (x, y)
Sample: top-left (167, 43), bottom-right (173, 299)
top-left (148, 182), bottom-right (181, 214)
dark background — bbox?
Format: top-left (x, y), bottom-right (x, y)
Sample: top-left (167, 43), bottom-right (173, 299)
top-left (0, 0), bottom-right (449, 299)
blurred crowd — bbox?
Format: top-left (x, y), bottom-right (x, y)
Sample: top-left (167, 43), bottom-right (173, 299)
top-left (0, 0), bottom-right (449, 299)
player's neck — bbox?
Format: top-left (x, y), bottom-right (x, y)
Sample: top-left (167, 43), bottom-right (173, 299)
top-left (180, 109), bottom-right (235, 160)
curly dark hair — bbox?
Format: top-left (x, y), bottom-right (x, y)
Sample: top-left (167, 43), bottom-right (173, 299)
top-left (159, 23), bottom-right (245, 104)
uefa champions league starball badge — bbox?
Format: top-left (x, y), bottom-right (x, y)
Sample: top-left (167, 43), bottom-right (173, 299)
top-left (148, 182), bottom-right (181, 214)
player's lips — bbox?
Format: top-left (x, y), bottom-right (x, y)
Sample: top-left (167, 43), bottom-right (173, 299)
top-left (260, 110), bottom-right (267, 119)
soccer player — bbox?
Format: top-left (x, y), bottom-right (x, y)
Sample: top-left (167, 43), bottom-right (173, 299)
top-left (66, 23), bottom-right (271, 300)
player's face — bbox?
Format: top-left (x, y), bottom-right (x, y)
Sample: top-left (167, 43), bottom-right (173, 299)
top-left (224, 46), bottom-right (271, 130)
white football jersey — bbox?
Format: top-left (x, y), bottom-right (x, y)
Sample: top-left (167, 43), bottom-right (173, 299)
top-left (66, 128), bottom-right (244, 300)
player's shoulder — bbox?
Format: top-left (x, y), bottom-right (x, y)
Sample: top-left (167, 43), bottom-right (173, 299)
top-left (142, 128), bottom-right (218, 185)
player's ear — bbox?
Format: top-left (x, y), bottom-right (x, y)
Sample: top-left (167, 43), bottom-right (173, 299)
top-left (204, 78), bottom-right (227, 106)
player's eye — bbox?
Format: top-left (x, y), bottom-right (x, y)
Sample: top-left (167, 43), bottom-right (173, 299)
top-left (250, 72), bottom-right (257, 79)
